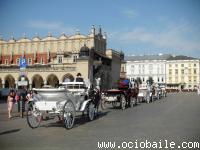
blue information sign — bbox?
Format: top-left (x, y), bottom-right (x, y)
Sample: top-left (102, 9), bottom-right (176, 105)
top-left (20, 58), bottom-right (27, 69)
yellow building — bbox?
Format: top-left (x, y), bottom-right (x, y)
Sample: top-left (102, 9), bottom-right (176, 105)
top-left (0, 26), bottom-right (123, 90)
top-left (166, 55), bottom-right (200, 90)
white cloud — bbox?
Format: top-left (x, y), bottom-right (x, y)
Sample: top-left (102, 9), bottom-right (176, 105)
top-left (111, 23), bottom-right (200, 54)
top-left (27, 20), bottom-right (75, 34)
top-left (121, 9), bottom-right (137, 19)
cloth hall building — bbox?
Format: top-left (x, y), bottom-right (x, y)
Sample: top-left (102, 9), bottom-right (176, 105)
top-left (0, 26), bottom-right (123, 90)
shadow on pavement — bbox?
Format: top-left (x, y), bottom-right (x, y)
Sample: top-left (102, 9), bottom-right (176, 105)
top-left (0, 129), bottom-right (21, 135)
top-left (38, 111), bottom-right (110, 129)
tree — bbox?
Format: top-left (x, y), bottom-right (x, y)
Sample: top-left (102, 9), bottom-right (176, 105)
top-left (136, 77), bottom-right (142, 85)
top-left (147, 76), bottom-right (154, 85)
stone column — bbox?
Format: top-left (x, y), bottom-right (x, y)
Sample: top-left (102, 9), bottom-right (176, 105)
top-left (29, 80), bottom-right (32, 89)
top-left (2, 80), bottom-right (5, 88)
top-left (15, 80), bottom-right (18, 89)
top-left (44, 80), bottom-right (47, 85)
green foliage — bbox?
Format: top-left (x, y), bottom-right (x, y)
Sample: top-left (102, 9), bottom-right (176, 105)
top-left (146, 76), bottom-right (154, 85)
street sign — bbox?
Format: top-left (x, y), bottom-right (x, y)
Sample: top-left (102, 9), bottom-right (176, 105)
top-left (20, 58), bottom-right (27, 69)
top-left (18, 81), bottom-right (28, 86)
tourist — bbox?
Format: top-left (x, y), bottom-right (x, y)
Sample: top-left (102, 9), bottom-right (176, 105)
top-left (197, 86), bottom-right (200, 95)
top-left (7, 90), bottom-right (14, 118)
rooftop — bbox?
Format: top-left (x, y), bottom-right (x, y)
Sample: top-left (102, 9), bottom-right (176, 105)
top-left (125, 54), bottom-right (172, 61)
top-left (167, 55), bottom-right (198, 60)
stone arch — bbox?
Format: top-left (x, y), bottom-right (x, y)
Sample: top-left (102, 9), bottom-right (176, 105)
top-left (4, 74), bottom-right (15, 88)
top-left (46, 74), bottom-right (59, 87)
top-left (62, 73), bottom-right (74, 82)
top-left (32, 74), bottom-right (44, 88)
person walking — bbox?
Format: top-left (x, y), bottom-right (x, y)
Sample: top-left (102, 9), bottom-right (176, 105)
top-left (7, 90), bottom-right (15, 118)
top-left (197, 86), bottom-right (200, 95)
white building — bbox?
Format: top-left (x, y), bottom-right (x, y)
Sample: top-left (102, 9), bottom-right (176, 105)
top-left (125, 54), bottom-right (171, 86)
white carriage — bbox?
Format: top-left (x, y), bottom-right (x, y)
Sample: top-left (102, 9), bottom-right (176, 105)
top-left (137, 87), bottom-right (152, 103)
top-left (27, 81), bottom-right (100, 129)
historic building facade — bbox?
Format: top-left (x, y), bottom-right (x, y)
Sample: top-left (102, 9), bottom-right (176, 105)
top-left (0, 26), bottom-right (123, 89)
top-left (125, 54), bottom-right (171, 86)
top-left (166, 56), bottom-right (200, 89)
top-left (122, 54), bottom-right (200, 89)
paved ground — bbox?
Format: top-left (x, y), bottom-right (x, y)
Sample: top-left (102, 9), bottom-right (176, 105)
top-left (0, 93), bottom-right (200, 150)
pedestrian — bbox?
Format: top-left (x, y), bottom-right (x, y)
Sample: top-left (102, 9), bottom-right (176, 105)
top-left (197, 86), bottom-right (200, 95)
top-left (15, 90), bottom-right (21, 114)
top-left (7, 90), bottom-right (14, 118)
top-left (20, 87), bottom-right (27, 118)
top-left (26, 90), bottom-right (33, 102)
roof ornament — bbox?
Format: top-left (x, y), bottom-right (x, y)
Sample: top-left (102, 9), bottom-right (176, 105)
top-left (35, 33), bottom-right (39, 37)
top-left (103, 32), bottom-right (107, 39)
top-left (11, 35), bottom-right (14, 40)
top-left (10, 50), bottom-right (13, 63)
top-left (98, 25), bottom-right (102, 35)
top-left (34, 49), bottom-right (37, 62)
top-left (23, 33), bottom-right (26, 39)
top-left (76, 29), bottom-right (80, 35)
top-left (91, 25), bottom-right (95, 35)
top-left (48, 32), bottom-right (52, 37)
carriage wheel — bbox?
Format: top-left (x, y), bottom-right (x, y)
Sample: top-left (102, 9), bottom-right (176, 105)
top-left (157, 93), bottom-right (160, 100)
top-left (120, 95), bottom-right (126, 110)
top-left (112, 101), bottom-right (118, 108)
top-left (63, 100), bottom-right (76, 129)
top-left (101, 98), bottom-right (108, 110)
top-left (130, 97), bottom-right (136, 108)
top-left (146, 96), bottom-right (150, 103)
top-left (88, 103), bottom-right (95, 121)
top-left (27, 102), bottom-right (42, 129)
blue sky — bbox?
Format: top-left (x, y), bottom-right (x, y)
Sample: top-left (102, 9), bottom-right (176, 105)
top-left (0, 0), bottom-right (200, 58)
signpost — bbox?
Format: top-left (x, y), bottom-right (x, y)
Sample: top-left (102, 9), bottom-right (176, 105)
top-left (20, 58), bottom-right (27, 69)
top-left (18, 57), bottom-right (28, 118)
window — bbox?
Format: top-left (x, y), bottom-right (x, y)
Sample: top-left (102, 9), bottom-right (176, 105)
top-left (181, 64), bottom-right (184, 67)
top-left (131, 65), bottom-right (134, 74)
top-left (194, 69), bottom-right (196, 74)
top-left (181, 76), bottom-right (184, 82)
top-left (121, 66), bottom-right (125, 72)
top-left (194, 76), bottom-right (197, 82)
top-left (158, 77), bottom-right (160, 82)
top-left (194, 63), bottom-right (196, 67)
top-left (58, 56), bottom-right (63, 64)
top-left (181, 69), bottom-right (184, 74)
top-left (175, 77), bottom-right (178, 82)
top-left (175, 64), bottom-right (178, 67)
top-left (143, 78), bottom-right (145, 82)
top-left (73, 55), bottom-right (77, 62)
top-left (5, 59), bottom-right (9, 65)
top-left (149, 64), bottom-right (153, 74)
top-left (161, 77), bottom-right (164, 82)
top-left (169, 64), bottom-right (172, 67)
top-left (188, 76), bottom-right (191, 82)
top-left (16, 58), bottom-right (20, 65)
top-left (169, 69), bottom-right (172, 75)
top-left (40, 58), bottom-right (44, 64)
top-left (188, 69), bottom-right (191, 74)
top-left (175, 69), bottom-right (178, 74)
top-left (28, 58), bottom-right (32, 65)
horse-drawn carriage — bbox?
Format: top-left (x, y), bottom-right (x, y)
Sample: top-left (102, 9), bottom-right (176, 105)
top-left (101, 79), bottom-right (139, 110)
top-left (27, 81), bottom-right (100, 129)
top-left (137, 87), bottom-right (152, 103)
